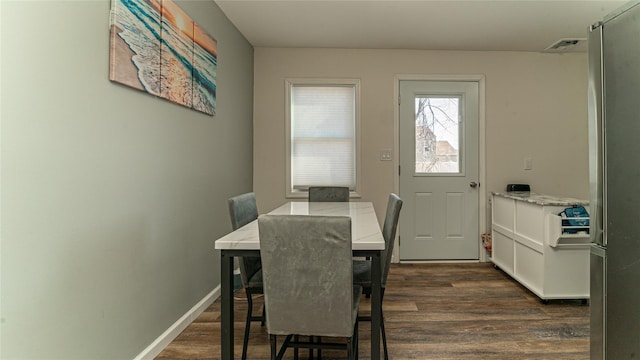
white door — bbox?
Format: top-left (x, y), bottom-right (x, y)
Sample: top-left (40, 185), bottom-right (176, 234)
top-left (399, 80), bottom-right (479, 260)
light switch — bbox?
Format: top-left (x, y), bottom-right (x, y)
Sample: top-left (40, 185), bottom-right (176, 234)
top-left (524, 157), bottom-right (533, 170)
top-left (380, 149), bottom-right (392, 161)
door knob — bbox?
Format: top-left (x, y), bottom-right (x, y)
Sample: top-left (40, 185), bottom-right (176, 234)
top-left (469, 181), bottom-right (479, 188)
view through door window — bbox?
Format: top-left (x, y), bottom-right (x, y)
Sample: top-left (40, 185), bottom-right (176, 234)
top-left (414, 96), bottom-right (461, 173)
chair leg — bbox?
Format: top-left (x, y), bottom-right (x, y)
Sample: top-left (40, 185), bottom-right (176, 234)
top-left (346, 337), bottom-right (353, 360)
top-left (381, 310), bottom-right (388, 360)
top-left (276, 335), bottom-right (292, 360)
top-left (270, 335), bottom-right (277, 360)
top-left (242, 291), bottom-right (254, 360)
top-left (381, 289), bottom-right (388, 360)
top-left (353, 321), bottom-right (359, 360)
top-left (293, 335), bottom-right (299, 360)
top-left (364, 288), bottom-right (371, 298)
top-left (261, 305), bottom-right (266, 326)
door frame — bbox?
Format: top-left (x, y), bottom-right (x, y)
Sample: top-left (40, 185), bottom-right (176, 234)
top-left (392, 74), bottom-right (488, 263)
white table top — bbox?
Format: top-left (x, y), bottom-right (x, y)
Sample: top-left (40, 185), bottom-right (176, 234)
top-left (215, 201), bottom-right (385, 251)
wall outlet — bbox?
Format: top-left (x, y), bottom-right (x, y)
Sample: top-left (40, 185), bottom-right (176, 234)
top-left (380, 149), bottom-right (392, 161)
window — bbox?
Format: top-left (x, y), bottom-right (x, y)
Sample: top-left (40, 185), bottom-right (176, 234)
top-left (414, 96), bottom-right (461, 174)
top-left (285, 79), bottom-right (360, 197)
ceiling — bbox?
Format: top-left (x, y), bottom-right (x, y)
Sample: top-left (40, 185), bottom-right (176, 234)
top-left (214, 0), bottom-right (626, 52)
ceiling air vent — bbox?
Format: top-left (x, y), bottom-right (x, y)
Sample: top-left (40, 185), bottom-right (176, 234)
top-left (543, 38), bottom-right (587, 53)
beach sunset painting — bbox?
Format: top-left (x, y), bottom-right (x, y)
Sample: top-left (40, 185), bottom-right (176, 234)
top-left (109, 0), bottom-right (217, 115)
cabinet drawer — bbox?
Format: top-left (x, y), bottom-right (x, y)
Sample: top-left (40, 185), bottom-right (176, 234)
top-left (493, 196), bottom-right (514, 231)
top-left (515, 201), bottom-right (544, 246)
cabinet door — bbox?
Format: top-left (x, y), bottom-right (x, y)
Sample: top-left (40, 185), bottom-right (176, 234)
top-left (492, 229), bottom-right (514, 275)
top-left (514, 241), bottom-right (544, 296)
top-left (492, 195), bottom-right (514, 274)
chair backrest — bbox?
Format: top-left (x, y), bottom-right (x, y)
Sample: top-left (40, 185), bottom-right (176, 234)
top-left (308, 186), bottom-right (350, 202)
top-left (228, 192), bottom-right (260, 285)
top-left (228, 192), bottom-right (258, 230)
top-left (258, 214), bottom-right (354, 337)
top-left (381, 193), bottom-right (403, 286)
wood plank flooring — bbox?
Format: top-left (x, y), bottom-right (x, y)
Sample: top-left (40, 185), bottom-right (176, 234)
top-left (156, 263), bottom-right (589, 360)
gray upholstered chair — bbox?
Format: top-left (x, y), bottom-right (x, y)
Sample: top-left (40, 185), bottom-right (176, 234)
top-left (308, 186), bottom-right (350, 202)
top-left (227, 192), bottom-right (263, 360)
top-left (353, 193), bottom-right (403, 360)
top-left (258, 214), bottom-right (361, 360)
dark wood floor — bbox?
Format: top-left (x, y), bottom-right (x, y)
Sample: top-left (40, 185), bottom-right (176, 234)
top-left (156, 263), bottom-right (589, 360)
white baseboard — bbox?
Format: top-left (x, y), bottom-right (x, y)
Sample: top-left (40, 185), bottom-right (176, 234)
top-left (134, 285), bottom-right (221, 360)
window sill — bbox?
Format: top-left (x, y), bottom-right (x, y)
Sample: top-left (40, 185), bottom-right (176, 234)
top-left (285, 191), bottom-right (362, 200)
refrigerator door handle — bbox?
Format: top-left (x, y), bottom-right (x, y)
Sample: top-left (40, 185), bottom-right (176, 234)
top-left (588, 23), bottom-right (605, 247)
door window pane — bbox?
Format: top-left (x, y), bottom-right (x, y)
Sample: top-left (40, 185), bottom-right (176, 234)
top-left (415, 97), bottom-right (461, 174)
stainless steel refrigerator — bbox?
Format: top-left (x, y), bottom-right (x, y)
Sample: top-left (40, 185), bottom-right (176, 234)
top-left (588, 1), bottom-right (640, 359)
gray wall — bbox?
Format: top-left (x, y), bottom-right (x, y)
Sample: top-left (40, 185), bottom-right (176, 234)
top-left (0, 1), bottom-right (253, 358)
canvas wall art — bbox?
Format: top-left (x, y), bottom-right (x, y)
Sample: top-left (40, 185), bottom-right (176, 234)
top-left (109, 0), bottom-right (217, 115)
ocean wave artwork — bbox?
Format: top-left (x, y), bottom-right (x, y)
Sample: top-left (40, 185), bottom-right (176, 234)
top-left (109, 0), bottom-right (217, 115)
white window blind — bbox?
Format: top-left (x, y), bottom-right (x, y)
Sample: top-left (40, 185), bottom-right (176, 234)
top-left (290, 84), bottom-right (357, 190)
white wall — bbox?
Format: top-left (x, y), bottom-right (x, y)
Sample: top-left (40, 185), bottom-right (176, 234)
top-left (253, 48), bottom-right (589, 229)
top-left (0, 1), bottom-right (253, 358)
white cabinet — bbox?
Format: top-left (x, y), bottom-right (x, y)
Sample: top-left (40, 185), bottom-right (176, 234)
top-left (491, 192), bottom-right (590, 300)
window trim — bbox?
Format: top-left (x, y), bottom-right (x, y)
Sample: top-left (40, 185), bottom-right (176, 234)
top-left (285, 78), bottom-right (362, 199)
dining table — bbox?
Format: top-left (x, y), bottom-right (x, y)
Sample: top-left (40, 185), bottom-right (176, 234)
top-left (215, 201), bottom-right (385, 360)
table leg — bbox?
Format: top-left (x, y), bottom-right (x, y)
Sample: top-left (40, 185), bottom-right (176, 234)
top-left (221, 251), bottom-right (234, 360)
top-left (370, 251), bottom-right (381, 360)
